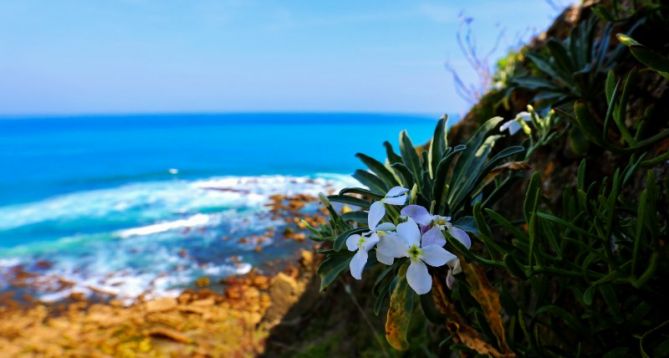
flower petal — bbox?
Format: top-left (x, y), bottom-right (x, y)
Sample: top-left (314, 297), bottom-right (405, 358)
top-left (508, 121), bottom-right (521, 135)
top-left (407, 260), bottom-right (431, 295)
top-left (386, 186), bottom-right (409, 197)
top-left (396, 218), bottom-right (421, 246)
top-left (421, 226), bottom-right (446, 247)
top-left (346, 234), bottom-right (361, 252)
top-left (367, 201), bottom-right (385, 230)
top-left (448, 226), bottom-right (472, 249)
top-left (376, 222), bottom-right (396, 232)
top-left (400, 205), bottom-right (432, 226)
top-left (377, 235), bottom-right (408, 259)
top-left (383, 194), bottom-right (407, 206)
top-left (349, 250), bottom-right (368, 280)
top-left (383, 186), bottom-right (409, 205)
top-left (421, 245), bottom-right (456, 267)
top-left (376, 249), bottom-right (394, 265)
top-left (450, 259), bottom-right (462, 274)
top-left (446, 269), bottom-right (456, 289)
top-left (517, 111), bottom-right (532, 122)
top-left (362, 233), bottom-right (380, 252)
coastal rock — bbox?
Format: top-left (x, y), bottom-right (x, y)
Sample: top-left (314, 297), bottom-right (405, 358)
top-left (145, 297), bottom-right (177, 313)
top-left (263, 273), bottom-right (300, 325)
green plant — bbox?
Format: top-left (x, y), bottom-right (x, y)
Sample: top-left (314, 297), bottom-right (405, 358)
top-left (471, 158), bottom-right (668, 356)
top-left (309, 116), bottom-right (526, 353)
top-left (510, 16), bottom-right (625, 106)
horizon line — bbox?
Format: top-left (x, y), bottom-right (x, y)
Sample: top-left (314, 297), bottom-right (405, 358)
top-left (0, 110), bottom-right (460, 120)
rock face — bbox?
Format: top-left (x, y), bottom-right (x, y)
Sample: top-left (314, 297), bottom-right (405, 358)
top-left (0, 267), bottom-right (317, 357)
top-left (0, 193), bottom-right (323, 356)
top-left (263, 273), bottom-right (301, 326)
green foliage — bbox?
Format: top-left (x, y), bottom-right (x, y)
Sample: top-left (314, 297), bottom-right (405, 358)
top-left (618, 33), bottom-right (669, 79)
top-left (511, 16), bottom-right (624, 106)
top-left (573, 69), bottom-right (669, 154)
top-left (310, 1), bottom-right (669, 356)
top-left (314, 116), bottom-right (525, 293)
top-left (474, 158), bottom-right (668, 355)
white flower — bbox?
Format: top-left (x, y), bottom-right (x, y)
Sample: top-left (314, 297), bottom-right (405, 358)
top-left (400, 205), bottom-right (471, 249)
top-left (446, 259), bottom-right (462, 289)
top-left (377, 218), bottom-right (456, 295)
top-left (346, 201), bottom-right (395, 279)
top-left (381, 186), bottom-right (409, 205)
top-left (500, 111), bottom-right (532, 135)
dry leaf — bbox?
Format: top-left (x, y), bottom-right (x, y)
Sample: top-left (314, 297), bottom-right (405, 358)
top-left (431, 273), bottom-right (513, 358)
top-left (461, 260), bottom-right (514, 355)
top-left (385, 265), bottom-right (412, 351)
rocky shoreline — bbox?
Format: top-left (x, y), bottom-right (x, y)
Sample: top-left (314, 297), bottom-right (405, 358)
top-left (0, 193), bottom-right (328, 356)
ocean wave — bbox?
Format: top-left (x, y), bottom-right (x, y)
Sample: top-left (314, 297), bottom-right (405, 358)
top-left (0, 173), bottom-right (354, 303)
top-left (0, 174), bottom-right (353, 232)
top-left (116, 213), bottom-right (213, 239)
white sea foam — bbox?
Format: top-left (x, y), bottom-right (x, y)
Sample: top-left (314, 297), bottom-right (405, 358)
top-left (0, 174), bottom-right (354, 303)
top-left (0, 174), bottom-right (352, 231)
top-left (116, 213), bottom-right (213, 238)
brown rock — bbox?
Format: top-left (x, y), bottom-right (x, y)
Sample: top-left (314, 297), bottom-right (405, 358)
top-left (300, 250), bottom-right (314, 268)
top-left (263, 273), bottom-right (299, 325)
top-left (145, 297), bottom-right (177, 313)
top-left (147, 327), bottom-right (191, 344)
top-left (195, 276), bottom-right (210, 288)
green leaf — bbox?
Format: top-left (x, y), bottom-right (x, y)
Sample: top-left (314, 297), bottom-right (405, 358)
top-left (334, 227), bottom-right (367, 251)
top-left (485, 208), bottom-right (528, 242)
top-left (481, 145), bottom-right (525, 175)
top-left (353, 169), bottom-right (387, 194)
top-left (535, 305), bottom-right (584, 335)
top-left (340, 211), bottom-right (367, 225)
top-left (317, 252), bottom-right (351, 291)
top-left (327, 194), bottom-right (370, 209)
top-left (428, 116), bottom-right (448, 179)
top-left (512, 76), bottom-right (560, 90)
top-left (527, 52), bottom-right (569, 87)
top-left (618, 34), bottom-right (669, 78)
top-left (319, 193), bottom-right (344, 231)
top-left (523, 172), bottom-right (542, 222)
top-left (573, 101), bottom-right (608, 148)
top-left (432, 144), bottom-right (466, 212)
top-left (391, 162), bottom-right (415, 189)
top-left (632, 170), bottom-right (657, 275)
top-left (605, 70), bottom-right (616, 104)
top-left (373, 266), bottom-right (398, 315)
top-left (503, 254), bottom-right (527, 278)
top-left (612, 70), bottom-right (637, 146)
top-left (546, 39), bottom-right (573, 74)
top-left (582, 285), bottom-right (595, 306)
top-left (383, 141), bottom-right (403, 165)
top-left (339, 187), bottom-right (382, 198)
top-left (399, 130), bottom-right (422, 186)
top-left (420, 291), bottom-right (445, 324)
top-left (356, 152), bottom-right (399, 188)
top-left (602, 74), bottom-right (620, 141)
top-left (449, 134), bottom-right (501, 212)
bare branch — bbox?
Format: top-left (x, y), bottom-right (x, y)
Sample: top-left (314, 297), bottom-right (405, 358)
top-left (445, 13), bottom-right (505, 105)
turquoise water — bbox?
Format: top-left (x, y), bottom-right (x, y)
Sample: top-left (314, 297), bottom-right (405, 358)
top-left (0, 113), bottom-right (440, 301)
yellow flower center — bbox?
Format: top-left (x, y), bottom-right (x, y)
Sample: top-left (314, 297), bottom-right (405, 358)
top-left (408, 245), bottom-right (422, 261)
top-left (357, 236), bottom-right (366, 248)
top-left (434, 217), bottom-right (447, 226)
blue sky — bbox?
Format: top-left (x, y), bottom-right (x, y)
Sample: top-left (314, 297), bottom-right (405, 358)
top-left (0, 1), bottom-right (566, 116)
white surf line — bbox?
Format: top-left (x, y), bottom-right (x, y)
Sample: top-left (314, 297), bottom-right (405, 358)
top-left (116, 213), bottom-right (211, 239)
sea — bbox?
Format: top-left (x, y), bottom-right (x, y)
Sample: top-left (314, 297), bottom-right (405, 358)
top-left (0, 113), bottom-right (440, 302)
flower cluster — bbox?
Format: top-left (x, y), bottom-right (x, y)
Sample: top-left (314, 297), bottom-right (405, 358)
top-left (346, 186), bottom-right (472, 295)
